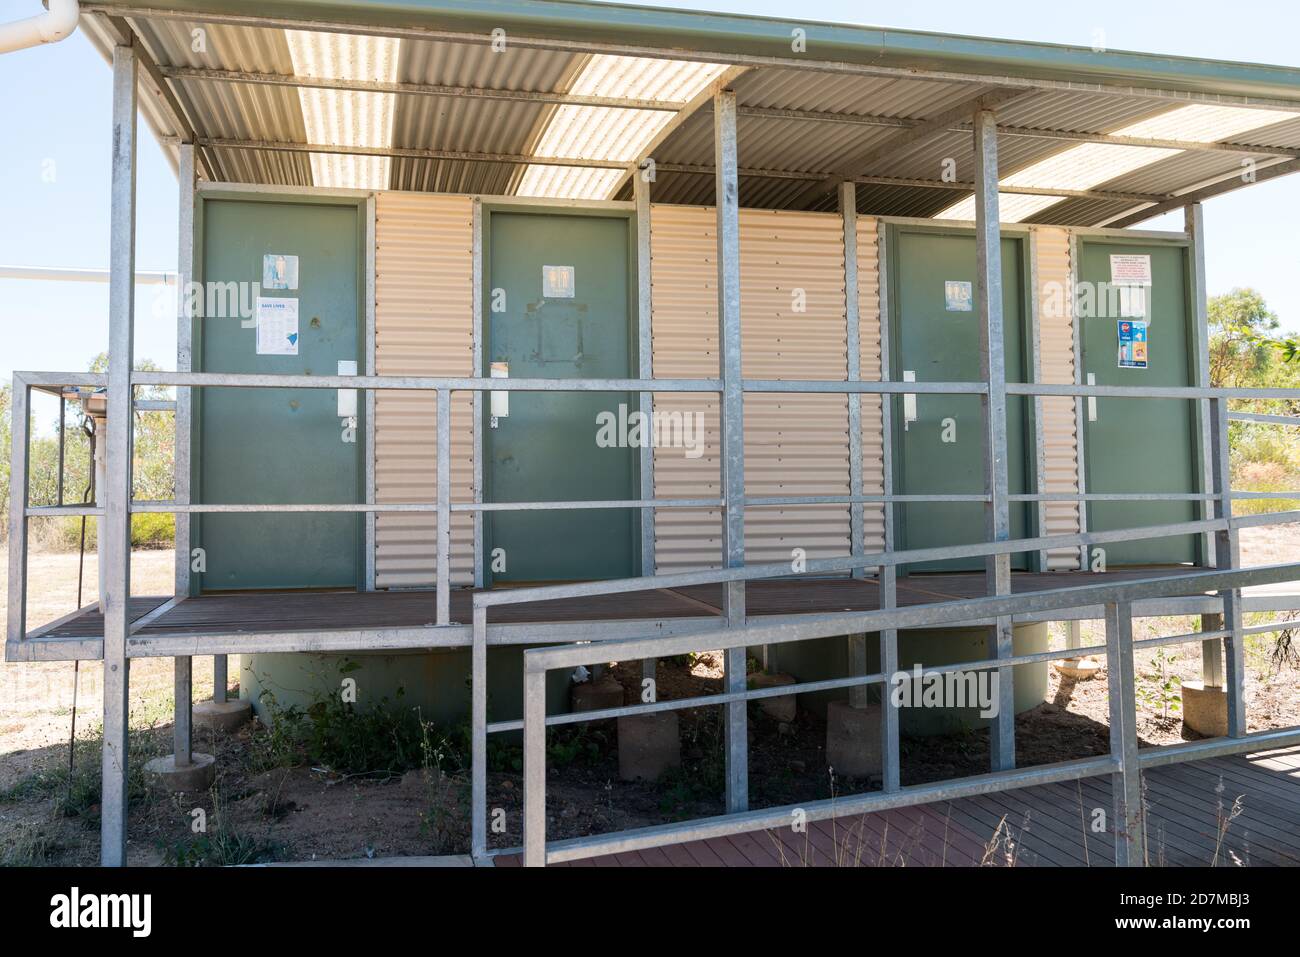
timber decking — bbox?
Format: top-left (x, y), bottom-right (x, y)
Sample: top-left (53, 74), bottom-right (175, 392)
top-left (35, 567), bottom-right (1195, 640)
top-left (494, 746), bottom-right (1300, 867)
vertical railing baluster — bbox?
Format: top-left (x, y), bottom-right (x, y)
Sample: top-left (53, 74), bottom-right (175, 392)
top-left (1104, 601), bottom-right (1145, 866)
top-left (1209, 396), bottom-right (1246, 736)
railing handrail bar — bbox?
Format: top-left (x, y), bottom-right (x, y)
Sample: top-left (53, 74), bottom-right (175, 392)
top-left (473, 512), bottom-right (1300, 610)
top-left (520, 562), bottom-right (1300, 674)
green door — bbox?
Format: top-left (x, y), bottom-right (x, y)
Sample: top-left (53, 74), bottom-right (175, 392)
top-left (484, 211), bottom-right (637, 583)
top-left (196, 198), bottom-right (362, 591)
top-left (889, 229), bottom-right (1033, 572)
top-left (1079, 241), bottom-right (1199, 565)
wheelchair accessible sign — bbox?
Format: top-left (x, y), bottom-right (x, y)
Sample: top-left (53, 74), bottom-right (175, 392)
top-left (1117, 319), bottom-right (1148, 369)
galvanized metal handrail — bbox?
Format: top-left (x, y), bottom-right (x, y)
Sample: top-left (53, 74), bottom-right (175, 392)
top-left (517, 562), bottom-right (1300, 866)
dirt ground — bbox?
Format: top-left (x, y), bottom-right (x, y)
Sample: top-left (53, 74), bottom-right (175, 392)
top-left (1, 528), bottom-right (1297, 866)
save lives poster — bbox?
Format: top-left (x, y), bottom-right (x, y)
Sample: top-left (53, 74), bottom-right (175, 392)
top-left (1117, 319), bottom-right (1148, 369)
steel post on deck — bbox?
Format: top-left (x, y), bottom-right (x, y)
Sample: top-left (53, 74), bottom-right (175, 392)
top-left (876, 220), bottom-right (901, 792)
top-left (102, 43), bottom-right (138, 867)
top-left (172, 142), bottom-right (198, 745)
top-left (841, 183), bottom-right (871, 708)
top-left (6, 381), bottom-right (30, 648)
top-left (1209, 397), bottom-right (1246, 735)
top-left (1104, 602), bottom-right (1146, 866)
top-left (973, 108), bottom-right (1016, 772)
top-left (715, 87), bottom-right (748, 813)
top-left (635, 169), bottom-right (657, 685)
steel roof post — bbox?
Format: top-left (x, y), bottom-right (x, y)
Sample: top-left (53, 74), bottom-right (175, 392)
top-left (876, 219), bottom-right (901, 793)
top-left (101, 42), bottom-right (138, 867)
top-left (635, 169), bottom-right (657, 686)
top-left (974, 108), bottom-right (1016, 772)
top-left (173, 142), bottom-right (197, 751)
top-left (841, 182), bottom-right (871, 710)
top-left (715, 87), bottom-right (748, 814)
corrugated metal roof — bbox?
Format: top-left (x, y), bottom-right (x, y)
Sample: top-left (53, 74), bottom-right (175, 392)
top-left (92, 2), bottom-right (1300, 226)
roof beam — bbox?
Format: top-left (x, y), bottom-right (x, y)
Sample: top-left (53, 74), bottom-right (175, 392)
top-left (89, 14), bottom-right (211, 178)
top-left (607, 65), bottom-right (750, 198)
top-left (1104, 156), bottom-right (1300, 227)
top-left (851, 175), bottom-right (1171, 205)
top-left (786, 89), bottom-right (1034, 208)
top-left (187, 138), bottom-right (629, 168)
top-left (183, 137), bottom-right (1175, 205)
top-left (161, 66), bottom-right (687, 111)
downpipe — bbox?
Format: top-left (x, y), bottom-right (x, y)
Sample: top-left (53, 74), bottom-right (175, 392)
top-left (0, 0), bottom-right (79, 55)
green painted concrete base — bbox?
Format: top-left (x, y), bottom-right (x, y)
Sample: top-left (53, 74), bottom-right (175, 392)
top-left (764, 621), bottom-right (1051, 736)
top-left (240, 648), bottom-right (571, 738)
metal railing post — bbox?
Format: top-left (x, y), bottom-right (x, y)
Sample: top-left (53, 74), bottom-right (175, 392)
top-left (471, 604), bottom-right (488, 858)
top-left (436, 388), bottom-right (451, 627)
top-left (1104, 601), bottom-right (1145, 866)
top-left (715, 87), bottom-right (748, 813)
top-left (101, 43), bottom-right (138, 867)
top-left (1209, 396), bottom-right (1246, 735)
top-left (522, 660), bottom-right (548, 867)
top-left (6, 379), bottom-right (31, 648)
top-left (973, 107), bottom-right (1016, 772)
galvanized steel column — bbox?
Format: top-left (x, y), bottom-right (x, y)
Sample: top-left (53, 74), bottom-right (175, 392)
top-left (1105, 602), bottom-right (1146, 866)
top-left (102, 43), bottom-right (138, 867)
top-left (876, 222), bottom-right (901, 792)
top-left (173, 142), bottom-right (196, 760)
top-left (6, 380), bottom-right (30, 647)
top-left (635, 170), bottom-right (657, 684)
top-left (840, 183), bottom-right (870, 710)
top-left (973, 108), bottom-right (1016, 772)
top-left (1209, 398), bottom-right (1246, 735)
top-left (1187, 203), bottom-right (1228, 692)
top-left (715, 88), bottom-right (748, 813)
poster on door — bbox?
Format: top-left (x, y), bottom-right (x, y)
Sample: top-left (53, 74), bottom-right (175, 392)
top-left (256, 296), bottom-right (299, 356)
top-left (1117, 319), bottom-right (1148, 369)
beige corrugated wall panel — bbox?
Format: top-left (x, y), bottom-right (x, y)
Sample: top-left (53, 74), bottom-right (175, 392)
top-left (374, 192), bottom-right (476, 587)
top-left (1035, 227), bottom-right (1082, 570)
top-left (650, 204), bottom-right (850, 571)
top-left (857, 217), bottom-right (886, 554)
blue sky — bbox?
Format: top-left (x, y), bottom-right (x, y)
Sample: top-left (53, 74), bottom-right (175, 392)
top-left (1, 0), bottom-right (1298, 389)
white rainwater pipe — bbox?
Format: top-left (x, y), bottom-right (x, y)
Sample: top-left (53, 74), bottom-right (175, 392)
top-left (0, 0), bottom-right (79, 55)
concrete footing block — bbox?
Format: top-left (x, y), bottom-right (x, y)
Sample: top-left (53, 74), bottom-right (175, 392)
top-left (750, 672), bottom-right (797, 723)
top-left (1054, 657), bottom-right (1102, 680)
top-left (1182, 681), bottom-right (1229, 738)
top-left (617, 712), bottom-right (681, 782)
top-left (826, 700), bottom-right (882, 780)
top-left (144, 752), bottom-right (216, 792)
top-left (571, 675), bottom-right (625, 713)
top-left (193, 698), bottom-right (253, 732)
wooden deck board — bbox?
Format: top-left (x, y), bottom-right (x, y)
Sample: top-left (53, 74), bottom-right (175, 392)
top-left (33, 566), bottom-right (1217, 641)
top-left (494, 749), bottom-right (1299, 868)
